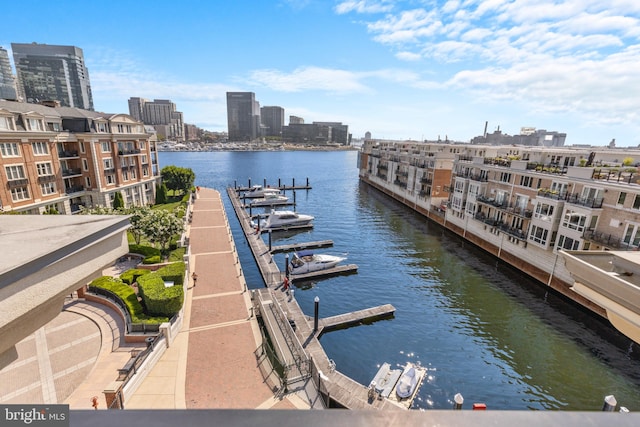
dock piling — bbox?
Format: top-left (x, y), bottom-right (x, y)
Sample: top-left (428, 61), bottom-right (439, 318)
top-left (314, 296), bottom-right (320, 332)
top-left (453, 393), bottom-right (464, 410)
top-left (284, 254), bottom-right (289, 279)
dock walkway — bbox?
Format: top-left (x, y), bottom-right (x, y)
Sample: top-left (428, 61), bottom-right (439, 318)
top-left (227, 187), bottom-right (403, 410)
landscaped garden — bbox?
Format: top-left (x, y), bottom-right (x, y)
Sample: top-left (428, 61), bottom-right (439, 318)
top-left (85, 165), bottom-right (195, 329)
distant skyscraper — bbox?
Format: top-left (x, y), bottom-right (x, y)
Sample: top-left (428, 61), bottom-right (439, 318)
top-left (260, 106), bottom-right (284, 137)
top-left (0, 47), bottom-right (17, 100)
top-left (12, 43), bottom-right (94, 110)
top-left (127, 97), bottom-right (184, 141)
top-left (226, 92), bottom-right (260, 141)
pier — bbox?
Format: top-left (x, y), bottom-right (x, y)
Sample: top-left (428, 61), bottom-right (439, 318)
top-left (270, 240), bottom-right (334, 254)
top-left (227, 185), bottom-right (404, 410)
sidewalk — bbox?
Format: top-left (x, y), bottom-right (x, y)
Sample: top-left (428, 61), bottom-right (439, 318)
top-left (126, 187), bottom-right (308, 410)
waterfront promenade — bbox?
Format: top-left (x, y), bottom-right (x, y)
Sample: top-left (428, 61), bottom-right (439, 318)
top-left (124, 187), bottom-right (308, 409)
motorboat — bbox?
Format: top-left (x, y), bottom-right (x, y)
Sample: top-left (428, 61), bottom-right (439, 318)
top-left (255, 210), bottom-right (314, 230)
top-left (289, 250), bottom-right (345, 275)
top-left (395, 365), bottom-right (419, 399)
top-left (249, 192), bottom-right (289, 207)
top-left (242, 185), bottom-right (281, 198)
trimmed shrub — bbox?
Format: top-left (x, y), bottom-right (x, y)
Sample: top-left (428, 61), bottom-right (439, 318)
top-left (137, 266), bottom-right (184, 317)
top-left (120, 268), bottom-right (151, 285)
top-left (88, 276), bottom-right (167, 324)
top-left (156, 261), bottom-right (185, 286)
top-left (128, 244), bottom-right (162, 264)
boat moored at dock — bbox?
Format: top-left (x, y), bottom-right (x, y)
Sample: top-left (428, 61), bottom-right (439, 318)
top-left (242, 184), bottom-right (281, 198)
top-left (254, 209), bottom-right (314, 230)
top-left (289, 250), bottom-right (346, 275)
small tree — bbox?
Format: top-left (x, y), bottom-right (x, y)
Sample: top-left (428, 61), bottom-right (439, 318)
top-left (623, 157), bottom-right (635, 166)
top-left (126, 206), bottom-right (152, 245)
top-left (161, 165), bottom-right (195, 195)
top-left (113, 191), bottom-right (125, 209)
top-left (156, 183), bottom-right (168, 204)
top-left (139, 209), bottom-right (184, 251)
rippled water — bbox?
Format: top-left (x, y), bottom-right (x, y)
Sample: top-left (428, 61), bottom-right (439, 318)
top-left (160, 150), bottom-right (640, 410)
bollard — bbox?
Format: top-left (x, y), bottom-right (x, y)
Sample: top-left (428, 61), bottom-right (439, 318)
top-left (278, 178), bottom-right (281, 188)
top-left (263, 178), bottom-right (266, 188)
top-left (314, 296), bottom-right (320, 332)
top-left (268, 230), bottom-right (272, 252)
top-left (248, 178), bottom-right (251, 188)
top-left (292, 177), bottom-right (295, 188)
top-left (602, 395), bottom-right (617, 412)
top-left (453, 393), bottom-right (464, 410)
top-left (293, 190), bottom-right (296, 206)
top-left (306, 177), bottom-right (309, 187)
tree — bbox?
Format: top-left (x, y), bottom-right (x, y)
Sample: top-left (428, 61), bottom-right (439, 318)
top-left (139, 209), bottom-right (184, 251)
top-left (125, 206), bottom-right (152, 245)
top-left (156, 183), bottom-right (168, 204)
top-left (113, 191), bottom-right (125, 209)
top-left (161, 165), bottom-right (195, 195)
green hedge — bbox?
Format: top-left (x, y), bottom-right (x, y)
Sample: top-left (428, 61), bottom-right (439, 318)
top-left (120, 268), bottom-right (151, 285)
top-left (128, 244), bottom-right (162, 264)
top-left (89, 276), bottom-right (167, 324)
top-left (136, 261), bottom-right (185, 317)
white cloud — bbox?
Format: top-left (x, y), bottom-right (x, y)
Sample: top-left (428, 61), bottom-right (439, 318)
top-left (334, 0), bottom-right (394, 15)
top-left (246, 66), bottom-right (372, 93)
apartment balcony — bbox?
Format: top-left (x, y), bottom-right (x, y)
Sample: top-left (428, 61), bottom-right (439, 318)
top-left (37, 175), bottom-right (57, 183)
top-left (420, 177), bottom-right (432, 184)
top-left (474, 212), bottom-right (528, 240)
top-left (62, 168), bottom-right (82, 178)
top-left (376, 172), bottom-right (387, 180)
top-left (393, 179), bottom-right (408, 189)
top-left (537, 189), bottom-right (569, 201)
top-left (484, 157), bottom-right (512, 168)
top-left (58, 150), bottom-right (79, 159)
top-left (526, 162), bottom-right (568, 175)
top-left (583, 230), bottom-right (637, 250)
top-left (7, 178), bottom-right (28, 188)
top-left (378, 164), bottom-right (388, 170)
top-left (118, 149), bottom-right (141, 156)
top-left (65, 185), bottom-right (85, 194)
top-left (565, 193), bottom-right (604, 209)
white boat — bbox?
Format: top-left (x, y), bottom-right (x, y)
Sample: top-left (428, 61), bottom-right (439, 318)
top-left (242, 185), bottom-right (281, 198)
top-left (395, 365), bottom-right (419, 399)
top-left (249, 192), bottom-right (289, 207)
top-left (255, 210), bottom-right (314, 230)
top-left (289, 250), bottom-right (345, 275)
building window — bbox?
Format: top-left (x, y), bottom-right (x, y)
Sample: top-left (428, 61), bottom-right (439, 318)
top-left (0, 142), bottom-right (20, 157)
top-left (117, 124), bottom-right (124, 133)
top-left (622, 223), bottom-right (640, 248)
top-left (143, 167), bottom-right (149, 177)
top-left (534, 202), bottom-right (555, 221)
top-left (139, 141), bottom-right (146, 150)
top-left (122, 170), bottom-right (129, 181)
top-left (5, 164), bottom-right (26, 180)
top-left (500, 172), bottom-right (511, 183)
top-left (101, 141), bottom-right (111, 152)
top-left (557, 234), bottom-right (580, 250)
top-left (618, 192), bottom-right (627, 206)
top-left (141, 154), bottom-right (148, 164)
top-left (519, 176), bottom-right (533, 187)
top-left (0, 116), bottom-right (15, 130)
top-left (32, 141), bottom-right (49, 155)
top-left (40, 181), bottom-right (57, 195)
top-left (11, 186), bottom-right (30, 201)
top-left (131, 168), bottom-right (137, 179)
top-left (28, 118), bottom-right (43, 131)
top-left (529, 225), bottom-right (549, 245)
top-left (85, 176), bottom-right (91, 188)
top-left (103, 158), bottom-right (114, 170)
top-left (106, 174), bottom-right (115, 185)
top-left (79, 142), bottom-right (85, 153)
top-left (97, 122), bottom-right (108, 132)
top-left (82, 158), bottom-right (89, 171)
top-left (36, 162), bottom-right (53, 176)
top-left (562, 210), bottom-right (587, 232)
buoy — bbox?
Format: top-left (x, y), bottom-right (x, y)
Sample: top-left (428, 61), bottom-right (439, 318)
top-left (472, 403), bottom-right (487, 410)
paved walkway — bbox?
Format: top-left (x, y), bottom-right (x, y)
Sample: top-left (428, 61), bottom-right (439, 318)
top-left (0, 187), bottom-right (308, 410)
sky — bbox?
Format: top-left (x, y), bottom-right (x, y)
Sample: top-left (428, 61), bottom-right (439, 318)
top-left (2, 0), bottom-right (640, 146)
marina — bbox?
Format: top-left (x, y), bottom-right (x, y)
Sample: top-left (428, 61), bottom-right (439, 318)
top-left (227, 183), bottom-right (417, 409)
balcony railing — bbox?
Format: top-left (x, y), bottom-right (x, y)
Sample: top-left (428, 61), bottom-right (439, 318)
top-left (526, 162), bottom-right (568, 175)
top-left (582, 230), bottom-right (637, 250)
top-left (393, 179), bottom-right (408, 188)
top-left (62, 168), bottom-right (82, 177)
top-left (7, 178), bottom-right (28, 188)
top-left (474, 212), bottom-right (527, 240)
top-left (118, 149), bottom-right (141, 156)
top-left (65, 185), bottom-right (84, 194)
top-left (58, 150), bottom-right (79, 158)
top-left (420, 177), bottom-right (432, 184)
top-left (565, 193), bottom-right (604, 209)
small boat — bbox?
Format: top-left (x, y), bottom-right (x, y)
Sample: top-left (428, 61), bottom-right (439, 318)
top-left (249, 192), bottom-right (289, 207)
top-left (255, 210), bottom-right (314, 230)
top-left (395, 365), bottom-right (419, 399)
top-left (289, 250), bottom-right (346, 275)
top-left (242, 185), bottom-right (281, 198)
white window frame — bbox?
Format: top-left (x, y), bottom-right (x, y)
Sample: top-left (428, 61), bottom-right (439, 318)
top-left (36, 162), bottom-right (53, 176)
top-left (10, 186), bottom-right (30, 201)
top-left (32, 141), bottom-right (49, 155)
top-left (0, 142), bottom-right (20, 157)
top-left (40, 181), bottom-right (57, 195)
top-left (5, 164), bottom-right (26, 180)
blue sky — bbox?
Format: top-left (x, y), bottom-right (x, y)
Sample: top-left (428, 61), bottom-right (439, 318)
top-left (3, 0), bottom-right (640, 146)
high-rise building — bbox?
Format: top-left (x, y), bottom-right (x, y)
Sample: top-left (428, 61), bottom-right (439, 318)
top-left (127, 98), bottom-right (184, 141)
top-left (226, 92), bottom-right (260, 141)
top-left (260, 106), bottom-right (284, 137)
top-left (0, 47), bottom-right (17, 100)
top-left (11, 43), bottom-right (94, 110)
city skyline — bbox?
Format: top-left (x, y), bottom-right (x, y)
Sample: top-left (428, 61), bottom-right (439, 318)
top-left (2, 1), bottom-right (640, 145)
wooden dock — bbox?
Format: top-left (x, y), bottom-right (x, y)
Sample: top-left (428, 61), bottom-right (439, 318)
top-left (316, 303), bottom-right (395, 335)
top-left (226, 186), bottom-right (403, 410)
top-left (270, 240), bottom-right (334, 254)
top-left (290, 264), bottom-right (359, 281)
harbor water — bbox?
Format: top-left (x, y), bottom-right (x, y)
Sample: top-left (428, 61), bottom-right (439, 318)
top-left (160, 150), bottom-right (640, 410)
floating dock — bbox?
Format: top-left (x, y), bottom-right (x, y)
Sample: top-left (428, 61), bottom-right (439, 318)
top-left (370, 362), bottom-right (427, 409)
top-left (270, 240), bottom-right (334, 254)
top-left (227, 185), bottom-right (405, 410)
top-left (290, 263), bottom-right (359, 281)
